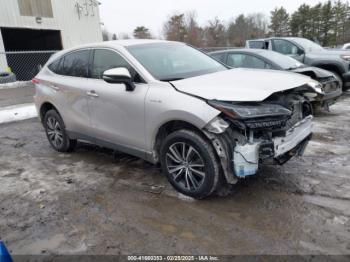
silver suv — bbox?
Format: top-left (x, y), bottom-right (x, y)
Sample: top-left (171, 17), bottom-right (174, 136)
top-left (34, 40), bottom-right (321, 199)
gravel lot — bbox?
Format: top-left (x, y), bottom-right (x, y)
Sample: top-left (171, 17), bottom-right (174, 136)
top-left (0, 94), bottom-right (349, 257)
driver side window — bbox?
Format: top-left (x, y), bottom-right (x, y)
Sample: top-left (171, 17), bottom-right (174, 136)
top-left (273, 39), bottom-right (299, 55)
top-left (91, 49), bottom-right (144, 83)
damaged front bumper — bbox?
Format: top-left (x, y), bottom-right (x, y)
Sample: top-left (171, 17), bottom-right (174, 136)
top-left (205, 115), bottom-right (313, 182)
top-left (233, 115), bottom-right (313, 178)
top-left (273, 115), bottom-right (313, 157)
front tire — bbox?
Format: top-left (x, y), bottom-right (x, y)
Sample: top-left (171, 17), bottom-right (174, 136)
top-left (160, 130), bottom-right (221, 199)
top-left (44, 110), bottom-right (77, 152)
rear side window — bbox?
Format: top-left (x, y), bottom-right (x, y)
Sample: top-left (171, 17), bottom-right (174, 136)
top-left (61, 50), bottom-right (90, 77)
top-left (48, 58), bottom-right (63, 74)
top-left (210, 53), bottom-right (226, 63)
top-left (248, 41), bottom-right (265, 49)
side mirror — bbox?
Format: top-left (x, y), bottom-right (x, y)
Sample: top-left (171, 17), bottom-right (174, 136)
top-left (297, 48), bottom-right (305, 56)
top-left (102, 67), bottom-right (136, 91)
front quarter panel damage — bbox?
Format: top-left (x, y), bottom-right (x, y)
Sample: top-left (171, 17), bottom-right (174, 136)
top-left (203, 89), bottom-right (314, 183)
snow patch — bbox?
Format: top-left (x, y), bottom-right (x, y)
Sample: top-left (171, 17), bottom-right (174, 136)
top-left (0, 103), bottom-right (37, 124)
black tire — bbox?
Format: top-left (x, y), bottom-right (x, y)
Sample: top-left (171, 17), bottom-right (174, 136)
top-left (0, 72), bottom-right (16, 84)
top-left (43, 110), bottom-right (77, 152)
top-left (160, 129), bottom-right (221, 199)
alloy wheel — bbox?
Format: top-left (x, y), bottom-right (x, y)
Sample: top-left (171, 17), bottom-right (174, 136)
top-left (165, 142), bottom-right (206, 191)
top-left (46, 116), bottom-right (63, 148)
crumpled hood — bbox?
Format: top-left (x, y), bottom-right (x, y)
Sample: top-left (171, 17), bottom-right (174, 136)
top-left (171, 68), bottom-right (314, 102)
top-left (290, 66), bottom-right (333, 79)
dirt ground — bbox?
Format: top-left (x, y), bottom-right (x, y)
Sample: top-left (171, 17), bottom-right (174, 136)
top-left (0, 95), bottom-right (349, 257)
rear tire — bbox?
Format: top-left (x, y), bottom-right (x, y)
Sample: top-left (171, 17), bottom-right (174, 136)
top-left (160, 129), bottom-right (221, 199)
top-left (44, 110), bottom-right (77, 152)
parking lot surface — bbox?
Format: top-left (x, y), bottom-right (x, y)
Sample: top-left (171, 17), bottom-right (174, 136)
top-left (0, 95), bottom-right (349, 256)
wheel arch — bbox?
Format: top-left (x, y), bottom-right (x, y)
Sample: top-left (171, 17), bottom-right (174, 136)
top-left (153, 119), bottom-right (209, 163)
top-left (39, 102), bottom-right (61, 123)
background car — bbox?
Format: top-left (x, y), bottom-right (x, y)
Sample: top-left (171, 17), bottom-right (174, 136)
top-left (210, 49), bottom-right (342, 110)
top-left (340, 43), bottom-right (350, 50)
top-left (246, 37), bottom-right (350, 90)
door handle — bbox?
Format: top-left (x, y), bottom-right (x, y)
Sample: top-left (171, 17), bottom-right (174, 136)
top-left (50, 84), bottom-right (60, 91)
top-left (87, 90), bottom-right (99, 97)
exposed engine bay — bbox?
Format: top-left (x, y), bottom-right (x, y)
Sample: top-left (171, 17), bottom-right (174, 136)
top-left (204, 87), bottom-right (314, 184)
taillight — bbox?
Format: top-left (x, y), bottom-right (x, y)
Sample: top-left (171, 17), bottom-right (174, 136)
top-left (32, 78), bottom-right (40, 84)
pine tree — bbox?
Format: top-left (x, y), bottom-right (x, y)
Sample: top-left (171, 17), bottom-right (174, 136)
top-left (269, 7), bottom-right (290, 36)
top-left (320, 1), bottom-right (334, 46)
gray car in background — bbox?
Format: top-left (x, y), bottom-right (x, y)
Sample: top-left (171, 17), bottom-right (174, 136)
top-left (246, 37), bottom-right (350, 90)
top-left (210, 49), bottom-right (342, 110)
top-left (33, 40), bottom-right (321, 199)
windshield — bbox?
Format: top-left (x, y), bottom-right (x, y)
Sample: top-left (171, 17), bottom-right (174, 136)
top-left (259, 51), bottom-right (304, 70)
top-left (291, 38), bottom-right (324, 52)
top-left (127, 43), bottom-right (227, 81)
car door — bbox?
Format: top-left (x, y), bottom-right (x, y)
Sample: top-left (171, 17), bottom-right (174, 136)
top-left (226, 53), bottom-right (271, 69)
top-left (86, 48), bottom-right (149, 153)
top-left (272, 39), bottom-right (304, 62)
top-left (46, 49), bottom-right (92, 136)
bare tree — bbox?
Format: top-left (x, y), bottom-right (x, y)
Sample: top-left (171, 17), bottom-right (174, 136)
top-left (203, 17), bottom-right (227, 47)
top-left (185, 11), bottom-right (203, 46)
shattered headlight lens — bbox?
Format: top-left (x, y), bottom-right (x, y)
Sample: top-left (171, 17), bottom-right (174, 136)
top-left (307, 80), bottom-right (324, 94)
top-left (208, 100), bottom-right (292, 119)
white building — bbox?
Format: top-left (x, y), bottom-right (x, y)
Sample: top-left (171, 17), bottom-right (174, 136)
top-left (0, 0), bottom-right (103, 76)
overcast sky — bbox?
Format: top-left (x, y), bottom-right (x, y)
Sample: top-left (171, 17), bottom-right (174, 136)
top-left (99, 0), bottom-right (331, 38)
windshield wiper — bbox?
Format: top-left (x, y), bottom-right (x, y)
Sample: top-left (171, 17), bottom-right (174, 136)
top-left (160, 78), bottom-right (184, 82)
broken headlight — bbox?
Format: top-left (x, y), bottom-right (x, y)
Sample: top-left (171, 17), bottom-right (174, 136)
top-left (307, 80), bottom-right (324, 94)
top-left (208, 100), bottom-right (292, 120)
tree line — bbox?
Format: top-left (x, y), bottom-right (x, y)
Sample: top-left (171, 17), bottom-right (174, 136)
top-left (103, 0), bottom-right (350, 47)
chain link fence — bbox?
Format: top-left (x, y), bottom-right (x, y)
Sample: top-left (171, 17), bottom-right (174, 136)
top-left (0, 50), bottom-right (58, 82)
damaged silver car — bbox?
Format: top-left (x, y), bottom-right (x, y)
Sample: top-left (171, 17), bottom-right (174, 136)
top-left (34, 40), bottom-right (321, 199)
